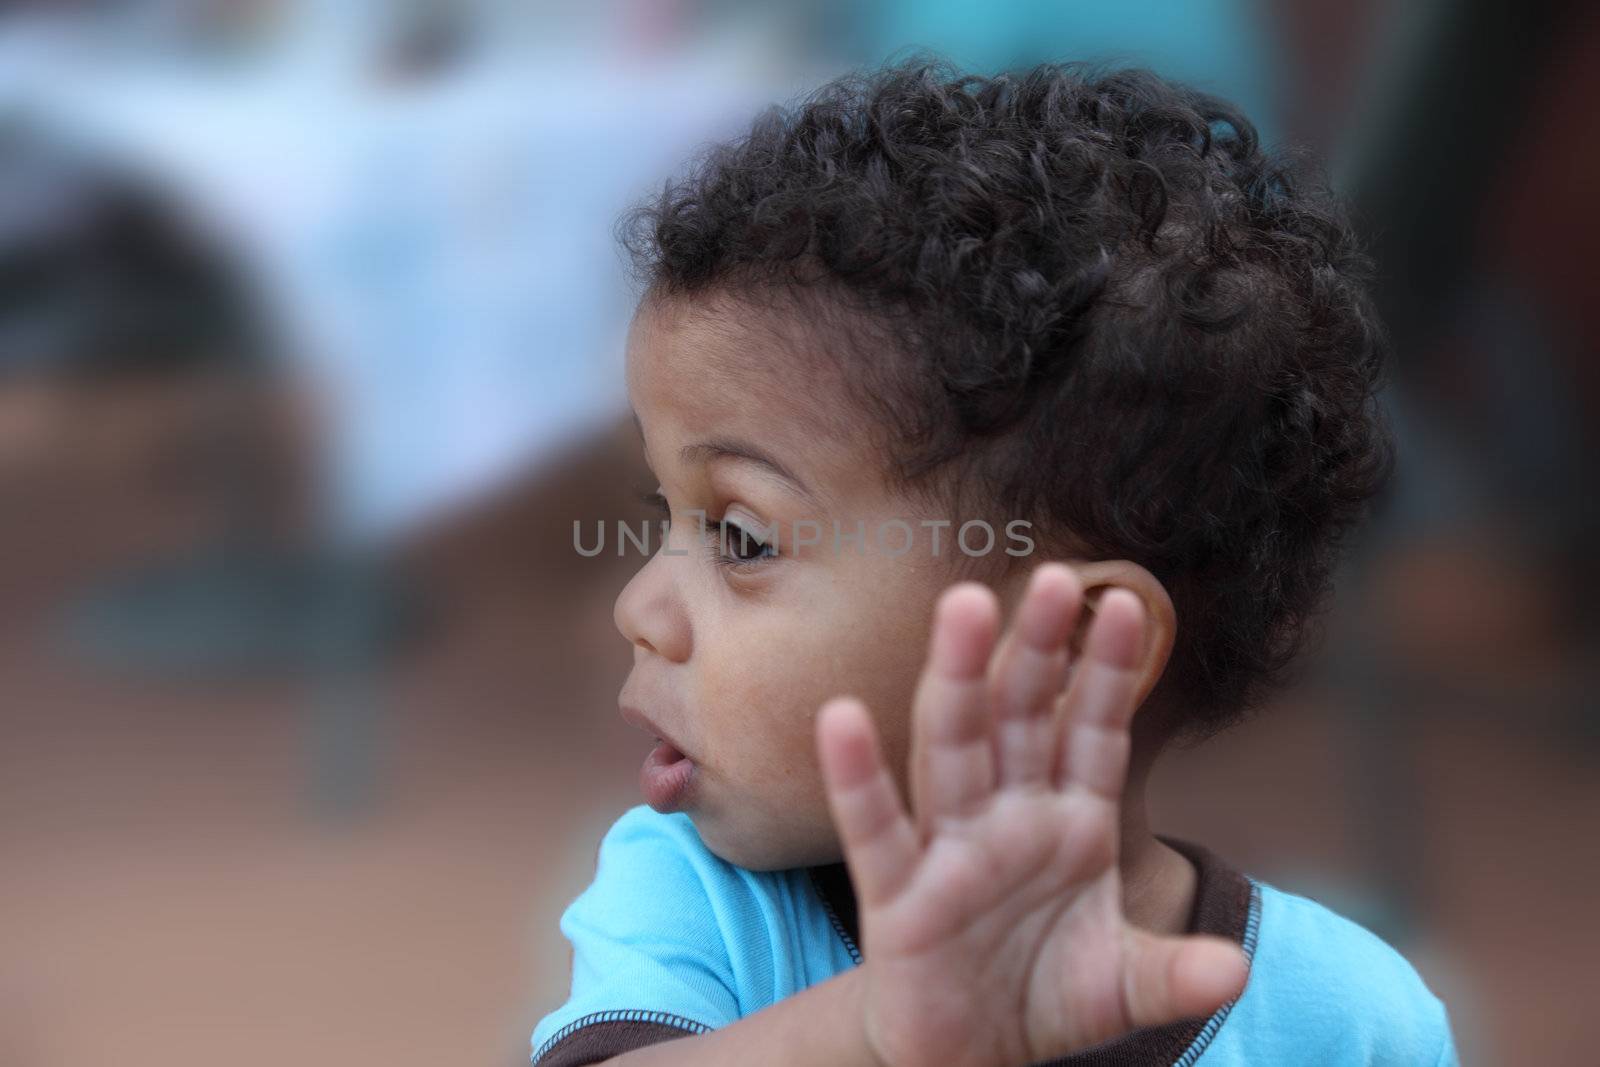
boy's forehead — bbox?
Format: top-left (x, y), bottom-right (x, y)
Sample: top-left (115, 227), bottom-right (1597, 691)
top-left (626, 294), bottom-right (865, 477)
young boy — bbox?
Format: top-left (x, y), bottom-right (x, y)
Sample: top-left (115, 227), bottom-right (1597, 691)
top-left (531, 60), bottom-right (1459, 1066)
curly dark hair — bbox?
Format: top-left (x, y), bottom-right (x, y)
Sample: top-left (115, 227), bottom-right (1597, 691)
top-left (622, 58), bottom-right (1395, 743)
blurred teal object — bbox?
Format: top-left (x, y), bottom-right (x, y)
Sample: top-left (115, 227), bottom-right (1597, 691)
top-left (851, 0), bottom-right (1281, 142)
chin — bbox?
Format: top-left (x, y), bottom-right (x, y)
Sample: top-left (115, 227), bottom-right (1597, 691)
top-left (689, 806), bottom-right (839, 871)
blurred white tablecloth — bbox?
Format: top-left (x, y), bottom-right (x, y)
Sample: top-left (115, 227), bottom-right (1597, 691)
top-left (0, 24), bottom-right (766, 542)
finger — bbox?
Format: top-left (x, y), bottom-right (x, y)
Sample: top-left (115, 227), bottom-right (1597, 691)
top-left (911, 583), bottom-right (1001, 833)
top-left (1120, 928), bottom-right (1250, 1031)
top-left (1053, 589), bottom-right (1145, 799)
top-left (817, 697), bottom-right (920, 907)
top-left (988, 563), bottom-right (1083, 787)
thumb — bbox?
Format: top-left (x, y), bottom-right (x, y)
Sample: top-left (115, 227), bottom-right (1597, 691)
top-left (1120, 928), bottom-right (1250, 1030)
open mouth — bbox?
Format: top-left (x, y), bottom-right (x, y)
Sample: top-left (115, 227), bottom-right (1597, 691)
top-left (639, 737), bottom-right (694, 814)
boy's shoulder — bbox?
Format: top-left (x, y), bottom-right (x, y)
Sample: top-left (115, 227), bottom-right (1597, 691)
top-left (575, 804), bottom-right (762, 928)
top-left (1252, 879), bottom-right (1435, 986)
top-left (587, 806), bottom-right (857, 953)
top-left (566, 805), bottom-right (858, 984)
top-left (1208, 877), bottom-right (1458, 1065)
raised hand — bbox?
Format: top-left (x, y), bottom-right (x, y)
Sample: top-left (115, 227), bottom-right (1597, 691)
top-left (815, 564), bottom-right (1249, 1067)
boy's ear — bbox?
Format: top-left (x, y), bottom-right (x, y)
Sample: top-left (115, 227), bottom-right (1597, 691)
top-left (1060, 559), bottom-right (1176, 710)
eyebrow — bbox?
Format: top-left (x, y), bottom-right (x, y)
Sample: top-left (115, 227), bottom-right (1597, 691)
top-left (680, 437), bottom-right (821, 506)
top-left (630, 412), bottom-right (822, 507)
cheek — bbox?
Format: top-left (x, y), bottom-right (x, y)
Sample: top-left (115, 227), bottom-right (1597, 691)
top-left (694, 573), bottom-right (937, 789)
top-left (831, 619), bottom-right (929, 787)
top-left (815, 568), bottom-right (949, 777)
top-left (694, 622), bottom-right (831, 785)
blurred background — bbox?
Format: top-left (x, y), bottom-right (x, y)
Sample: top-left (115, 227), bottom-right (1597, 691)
top-left (0, 2), bottom-right (1595, 1064)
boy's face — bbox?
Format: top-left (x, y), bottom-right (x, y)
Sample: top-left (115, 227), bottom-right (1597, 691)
top-left (614, 294), bottom-right (961, 869)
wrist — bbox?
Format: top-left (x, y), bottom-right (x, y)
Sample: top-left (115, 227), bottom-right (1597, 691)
top-left (847, 963), bottom-right (893, 1067)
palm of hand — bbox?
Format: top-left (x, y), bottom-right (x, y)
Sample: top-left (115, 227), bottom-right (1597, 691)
top-left (816, 566), bottom-right (1248, 1067)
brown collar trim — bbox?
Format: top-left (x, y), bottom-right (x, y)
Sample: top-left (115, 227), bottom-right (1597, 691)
top-left (807, 835), bottom-right (1259, 1066)
top-left (531, 1010), bottom-right (708, 1066)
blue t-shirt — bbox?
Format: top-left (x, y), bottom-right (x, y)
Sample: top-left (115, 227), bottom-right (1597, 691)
top-left (531, 806), bottom-right (1459, 1066)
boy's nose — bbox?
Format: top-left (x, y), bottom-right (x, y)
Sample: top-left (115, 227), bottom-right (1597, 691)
top-left (613, 554), bottom-right (691, 663)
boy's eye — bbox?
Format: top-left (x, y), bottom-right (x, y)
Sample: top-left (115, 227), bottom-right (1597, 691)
top-left (717, 518), bottom-right (776, 566)
top-left (642, 488), bottom-right (775, 568)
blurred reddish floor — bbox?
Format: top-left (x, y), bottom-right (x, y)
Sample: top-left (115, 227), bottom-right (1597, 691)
top-left (1, 424), bottom-right (1594, 1067)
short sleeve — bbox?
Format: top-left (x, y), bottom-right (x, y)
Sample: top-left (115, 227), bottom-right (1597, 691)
top-left (530, 807), bottom-right (743, 1066)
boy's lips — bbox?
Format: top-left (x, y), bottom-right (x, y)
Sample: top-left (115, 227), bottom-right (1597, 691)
top-left (619, 704), bottom-right (696, 814)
